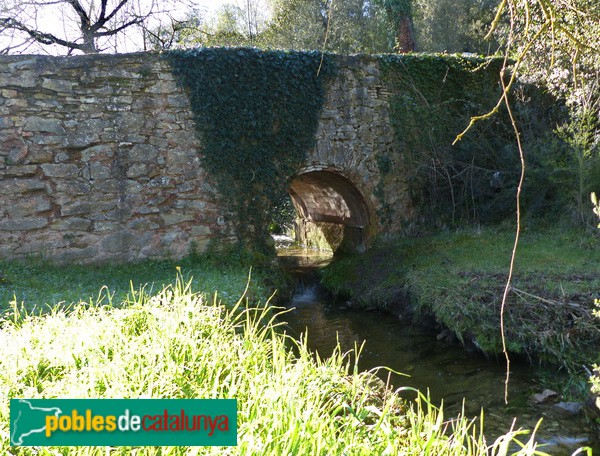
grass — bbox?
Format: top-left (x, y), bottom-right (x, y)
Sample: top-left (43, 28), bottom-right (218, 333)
top-left (0, 270), bottom-right (550, 455)
top-left (0, 255), bottom-right (280, 314)
top-left (320, 224), bottom-right (600, 371)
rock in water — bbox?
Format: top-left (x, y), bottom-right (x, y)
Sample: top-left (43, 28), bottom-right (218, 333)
top-left (554, 401), bottom-right (583, 414)
top-left (531, 389), bottom-right (559, 404)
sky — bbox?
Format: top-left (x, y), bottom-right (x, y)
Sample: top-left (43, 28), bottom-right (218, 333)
top-left (1, 0), bottom-right (247, 55)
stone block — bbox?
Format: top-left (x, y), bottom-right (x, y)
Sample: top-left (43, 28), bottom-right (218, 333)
top-left (160, 230), bottom-right (181, 246)
top-left (126, 163), bottom-right (147, 178)
top-left (24, 117), bottom-right (66, 134)
top-left (6, 142), bottom-right (28, 164)
top-left (0, 116), bottom-right (13, 129)
top-left (3, 165), bottom-right (37, 177)
top-left (0, 71), bottom-right (36, 87)
top-left (42, 78), bottom-right (74, 92)
top-left (81, 144), bottom-right (113, 161)
top-left (128, 218), bottom-right (159, 230)
top-left (7, 197), bottom-right (51, 217)
top-left (191, 225), bottom-right (211, 236)
top-left (167, 95), bottom-right (189, 108)
top-left (174, 200), bottom-right (206, 211)
top-left (89, 162), bottom-right (111, 180)
top-left (106, 103), bottom-right (131, 112)
top-left (160, 212), bottom-right (195, 226)
top-left (54, 181), bottom-right (91, 195)
top-left (101, 231), bottom-right (134, 253)
top-left (57, 245), bottom-right (99, 262)
top-left (126, 181), bottom-right (143, 194)
top-left (13, 241), bottom-right (48, 255)
top-left (5, 98), bottom-right (27, 108)
top-left (94, 221), bottom-right (120, 231)
top-left (190, 237), bottom-right (210, 253)
top-left (41, 163), bottom-right (79, 178)
top-left (93, 180), bottom-right (119, 193)
top-left (51, 217), bottom-right (92, 231)
top-left (166, 149), bottom-right (192, 169)
top-left (148, 176), bottom-right (172, 188)
top-left (61, 201), bottom-right (92, 216)
top-left (27, 148), bottom-right (54, 163)
top-left (55, 152), bottom-right (70, 163)
top-left (0, 178), bottom-right (46, 194)
top-left (33, 99), bottom-right (64, 109)
top-left (65, 132), bottom-right (99, 148)
top-left (2, 89), bottom-right (17, 98)
top-left (147, 80), bottom-right (177, 94)
top-left (0, 217), bottom-right (48, 230)
top-left (129, 144), bottom-right (158, 162)
top-left (30, 135), bottom-right (63, 146)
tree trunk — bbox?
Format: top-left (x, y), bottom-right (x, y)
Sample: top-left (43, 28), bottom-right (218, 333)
top-left (81, 30), bottom-right (98, 53)
top-left (395, 16), bottom-right (415, 53)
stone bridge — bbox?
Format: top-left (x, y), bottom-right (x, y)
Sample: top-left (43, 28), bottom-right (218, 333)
top-left (0, 51), bottom-right (497, 262)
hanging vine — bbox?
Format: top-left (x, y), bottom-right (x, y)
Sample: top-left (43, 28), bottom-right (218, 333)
top-left (166, 48), bottom-right (334, 251)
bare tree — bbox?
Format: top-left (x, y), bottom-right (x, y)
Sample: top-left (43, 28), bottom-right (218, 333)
top-left (0, 0), bottom-right (186, 54)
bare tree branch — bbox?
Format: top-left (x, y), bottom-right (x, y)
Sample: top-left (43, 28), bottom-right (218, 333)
top-left (0, 16), bottom-right (87, 51)
top-left (95, 17), bottom-right (145, 37)
top-left (95, 0), bottom-right (132, 30)
top-left (64, 0), bottom-right (91, 31)
top-left (0, 0), bottom-right (189, 54)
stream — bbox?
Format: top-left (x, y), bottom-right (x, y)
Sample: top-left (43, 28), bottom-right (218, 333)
top-left (276, 242), bottom-right (598, 455)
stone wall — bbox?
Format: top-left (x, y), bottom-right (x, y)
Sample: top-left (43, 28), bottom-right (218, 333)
top-left (293, 56), bottom-right (414, 251)
top-left (0, 52), bottom-right (414, 263)
top-left (308, 55), bottom-right (414, 235)
top-left (0, 53), bottom-right (231, 263)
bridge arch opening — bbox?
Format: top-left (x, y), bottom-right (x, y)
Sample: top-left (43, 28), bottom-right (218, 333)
top-left (288, 170), bottom-right (370, 255)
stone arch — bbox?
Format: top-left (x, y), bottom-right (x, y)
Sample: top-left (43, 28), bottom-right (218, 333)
top-left (289, 167), bottom-right (372, 254)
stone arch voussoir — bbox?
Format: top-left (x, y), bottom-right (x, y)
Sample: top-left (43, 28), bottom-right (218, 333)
top-left (289, 166), bottom-right (375, 254)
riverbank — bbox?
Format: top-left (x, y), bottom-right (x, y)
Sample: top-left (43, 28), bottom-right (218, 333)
top-left (320, 225), bottom-right (600, 392)
top-left (0, 253), bottom-right (286, 314)
top-left (1, 265), bottom-right (546, 454)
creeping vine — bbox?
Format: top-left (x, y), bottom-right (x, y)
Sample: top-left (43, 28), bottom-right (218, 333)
top-left (166, 48), bottom-right (334, 251)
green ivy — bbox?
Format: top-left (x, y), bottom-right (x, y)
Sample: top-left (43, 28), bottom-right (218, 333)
top-left (166, 48), bottom-right (334, 250)
top-left (378, 53), bottom-right (524, 225)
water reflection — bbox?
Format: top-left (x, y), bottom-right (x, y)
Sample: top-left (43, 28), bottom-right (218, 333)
top-left (277, 246), bottom-right (597, 455)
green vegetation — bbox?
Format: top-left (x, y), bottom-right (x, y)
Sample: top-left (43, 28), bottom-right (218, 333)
top-left (321, 225), bottom-right (600, 372)
top-left (1, 270), bottom-right (547, 455)
top-left (149, 0), bottom-right (499, 56)
top-left (166, 48), bottom-right (333, 251)
top-left (0, 255), bottom-right (278, 314)
top-left (378, 53), bottom-right (575, 227)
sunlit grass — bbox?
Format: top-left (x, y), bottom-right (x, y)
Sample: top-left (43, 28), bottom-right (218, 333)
top-left (0, 256), bottom-right (275, 314)
top-left (0, 270), bottom-right (550, 455)
top-left (321, 225), bottom-right (600, 370)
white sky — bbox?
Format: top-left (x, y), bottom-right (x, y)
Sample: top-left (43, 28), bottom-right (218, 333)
top-left (2, 0), bottom-right (252, 55)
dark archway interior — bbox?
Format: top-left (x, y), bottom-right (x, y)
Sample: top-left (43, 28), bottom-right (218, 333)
top-left (289, 171), bottom-right (370, 254)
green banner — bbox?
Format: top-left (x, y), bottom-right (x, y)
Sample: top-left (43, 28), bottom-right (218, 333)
top-left (10, 399), bottom-right (237, 447)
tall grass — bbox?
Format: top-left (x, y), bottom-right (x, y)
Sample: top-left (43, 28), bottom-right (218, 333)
top-left (0, 271), bottom-right (548, 455)
top-left (320, 225), bottom-right (600, 371)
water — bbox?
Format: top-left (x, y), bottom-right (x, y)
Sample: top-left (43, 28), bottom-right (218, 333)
top-left (276, 243), bottom-right (597, 455)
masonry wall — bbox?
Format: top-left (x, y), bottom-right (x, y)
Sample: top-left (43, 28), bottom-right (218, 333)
top-left (0, 52), bottom-right (414, 263)
top-left (0, 53), bottom-right (233, 263)
top-left (308, 55), bottom-right (414, 235)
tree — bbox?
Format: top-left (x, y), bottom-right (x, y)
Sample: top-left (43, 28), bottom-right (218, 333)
top-left (149, 1), bottom-right (270, 50)
top-left (413, 0), bottom-right (500, 54)
top-left (462, 0), bottom-right (600, 403)
top-left (205, 2), bottom-right (268, 47)
top-left (0, 0), bottom-right (186, 54)
top-left (264, 0), bottom-right (393, 54)
top-left (500, 0), bottom-right (600, 221)
top-left (377, 0), bottom-right (415, 52)
top-left (142, 10), bottom-right (204, 51)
